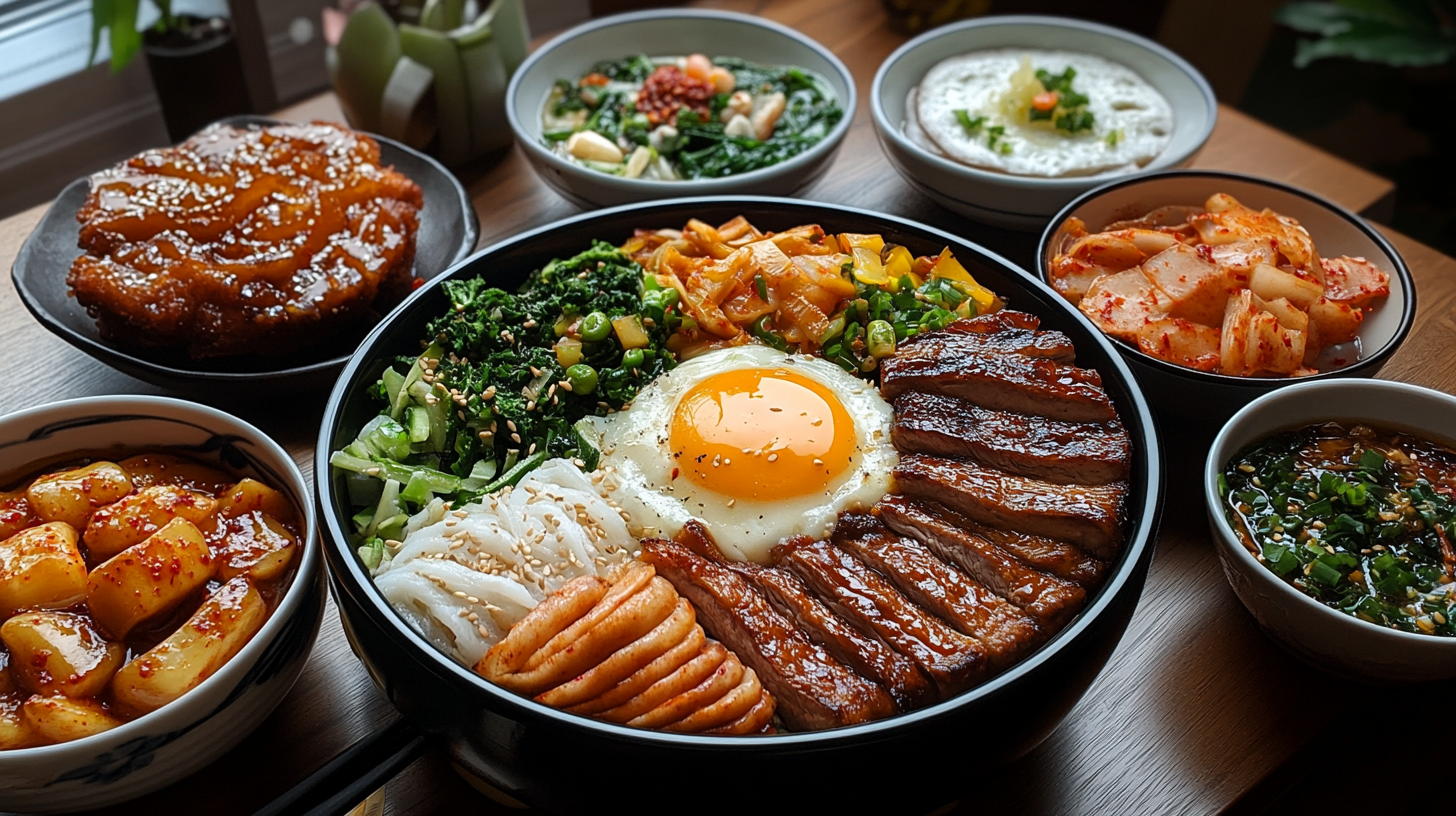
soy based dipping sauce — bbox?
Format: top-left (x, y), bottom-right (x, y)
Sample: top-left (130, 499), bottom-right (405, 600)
top-left (1221, 422), bottom-right (1456, 636)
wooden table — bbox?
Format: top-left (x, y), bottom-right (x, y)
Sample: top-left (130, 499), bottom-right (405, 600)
top-left (2, 1), bottom-right (1453, 813)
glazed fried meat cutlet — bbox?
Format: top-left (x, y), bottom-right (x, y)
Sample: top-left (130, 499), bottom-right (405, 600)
top-left (67, 122), bottom-right (423, 359)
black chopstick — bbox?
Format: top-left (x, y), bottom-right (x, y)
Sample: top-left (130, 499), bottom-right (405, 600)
top-left (253, 717), bottom-right (428, 816)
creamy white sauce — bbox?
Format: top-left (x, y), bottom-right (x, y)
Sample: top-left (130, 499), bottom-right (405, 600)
top-left (910, 48), bottom-right (1173, 178)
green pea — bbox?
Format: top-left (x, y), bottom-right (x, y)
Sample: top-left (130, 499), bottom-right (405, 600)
top-left (642, 291), bottom-right (663, 310)
top-left (566, 364), bottom-right (599, 394)
top-left (621, 348), bottom-right (645, 370)
top-left (659, 287), bottom-right (680, 307)
top-left (867, 320), bottom-right (896, 358)
top-left (580, 312), bottom-right (611, 342)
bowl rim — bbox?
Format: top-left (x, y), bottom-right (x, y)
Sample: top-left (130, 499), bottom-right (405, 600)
top-left (869, 14), bottom-right (1217, 191)
top-left (0, 394), bottom-right (321, 759)
top-left (1034, 168), bottom-right (1417, 387)
top-left (316, 194), bottom-right (1166, 748)
top-left (1202, 378), bottom-right (1456, 650)
top-left (8, 116), bottom-right (478, 386)
top-left (504, 8), bottom-right (857, 192)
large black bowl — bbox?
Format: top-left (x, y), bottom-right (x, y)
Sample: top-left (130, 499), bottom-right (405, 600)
top-left (10, 115), bottom-right (478, 400)
top-left (317, 197), bottom-right (1165, 814)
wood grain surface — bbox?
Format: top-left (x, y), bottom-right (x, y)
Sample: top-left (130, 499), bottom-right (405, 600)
top-left (1, 1), bottom-right (1449, 814)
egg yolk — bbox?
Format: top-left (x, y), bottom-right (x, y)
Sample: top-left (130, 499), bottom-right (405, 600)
top-left (669, 367), bottom-right (855, 500)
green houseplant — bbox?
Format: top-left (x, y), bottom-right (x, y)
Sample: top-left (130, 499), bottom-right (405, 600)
top-left (89, 0), bottom-right (253, 141)
top-left (1276, 0), bottom-right (1456, 67)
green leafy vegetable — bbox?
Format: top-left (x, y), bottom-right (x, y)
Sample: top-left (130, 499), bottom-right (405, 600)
top-left (332, 243), bottom-right (682, 535)
top-left (545, 55), bottom-right (842, 180)
top-left (1032, 66), bottom-right (1096, 135)
top-left (953, 109), bottom-right (986, 135)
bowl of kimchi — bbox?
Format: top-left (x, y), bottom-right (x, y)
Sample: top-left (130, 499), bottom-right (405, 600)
top-left (1036, 170), bottom-right (1415, 424)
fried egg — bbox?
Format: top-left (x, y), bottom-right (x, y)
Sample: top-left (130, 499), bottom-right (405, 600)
top-left (581, 345), bottom-right (897, 563)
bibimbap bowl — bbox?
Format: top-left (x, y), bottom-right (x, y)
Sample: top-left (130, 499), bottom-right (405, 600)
top-left (317, 197), bottom-right (1163, 814)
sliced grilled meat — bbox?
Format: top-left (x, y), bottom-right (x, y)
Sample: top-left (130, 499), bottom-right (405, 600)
top-left (898, 321), bottom-right (1076, 363)
top-left (640, 539), bottom-right (896, 730)
top-left (774, 538), bottom-right (987, 695)
top-left (877, 496), bottom-right (1087, 629)
top-left (892, 392), bottom-right (1130, 485)
top-left (730, 558), bottom-right (935, 711)
top-left (893, 454), bottom-right (1125, 555)
top-left (880, 347), bottom-right (1115, 423)
top-left (963, 521), bottom-right (1108, 586)
top-left (832, 514), bottom-right (1042, 669)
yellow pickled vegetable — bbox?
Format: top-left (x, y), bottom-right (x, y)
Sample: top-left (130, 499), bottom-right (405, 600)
top-left (850, 247), bottom-right (888, 286)
top-left (883, 245), bottom-right (915, 288)
top-left (930, 248), bottom-right (998, 313)
top-left (838, 233), bottom-right (885, 252)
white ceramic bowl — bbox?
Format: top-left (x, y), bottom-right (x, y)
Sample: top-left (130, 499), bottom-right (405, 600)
top-left (1036, 170), bottom-right (1415, 424)
top-left (1205, 379), bottom-right (1456, 683)
top-left (505, 9), bottom-right (855, 207)
top-left (0, 396), bottom-right (322, 813)
top-left (871, 15), bottom-right (1217, 230)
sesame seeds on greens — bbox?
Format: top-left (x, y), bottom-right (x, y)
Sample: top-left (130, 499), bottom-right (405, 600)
top-left (330, 242), bottom-right (680, 558)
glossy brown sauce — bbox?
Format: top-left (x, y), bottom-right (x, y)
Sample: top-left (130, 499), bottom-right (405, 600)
top-left (68, 122), bottom-right (423, 359)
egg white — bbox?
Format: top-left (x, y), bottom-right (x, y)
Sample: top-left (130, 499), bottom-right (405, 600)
top-left (580, 345), bottom-right (897, 564)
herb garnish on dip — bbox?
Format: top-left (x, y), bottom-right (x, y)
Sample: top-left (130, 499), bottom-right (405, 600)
top-left (907, 48), bottom-right (1172, 177)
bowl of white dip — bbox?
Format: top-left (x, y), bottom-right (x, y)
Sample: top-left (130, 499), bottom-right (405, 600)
top-left (872, 16), bottom-right (1216, 230)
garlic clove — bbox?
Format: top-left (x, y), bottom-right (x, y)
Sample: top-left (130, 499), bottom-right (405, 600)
top-left (565, 130), bottom-right (625, 164)
top-left (724, 114), bottom-right (754, 139)
top-left (623, 146), bottom-right (653, 179)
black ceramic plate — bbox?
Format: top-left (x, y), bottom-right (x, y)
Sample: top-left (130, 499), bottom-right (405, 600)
top-left (316, 197), bottom-right (1165, 814)
top-left (10, 115), bottom-right (478, 398)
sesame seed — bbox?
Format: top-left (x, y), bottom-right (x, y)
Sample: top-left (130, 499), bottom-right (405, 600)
top-left (767, 453), bottom-right (779, 462)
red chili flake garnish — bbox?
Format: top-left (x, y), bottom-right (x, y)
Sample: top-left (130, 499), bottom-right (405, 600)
top-left (411, 277), bottom-right (425, 291)
top-left (636, 65), bottom-right (715, 126)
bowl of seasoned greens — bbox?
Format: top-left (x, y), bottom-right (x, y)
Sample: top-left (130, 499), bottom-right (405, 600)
top-left (505, 9), bottom-right (854, 207)
top-left (1206, 378), bottom-right (1456, 684)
